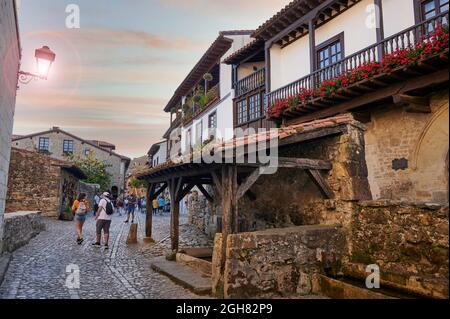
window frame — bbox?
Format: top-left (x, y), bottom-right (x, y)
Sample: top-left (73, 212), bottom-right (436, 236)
top-left (414, 0), bottom-right (449, 23)
top-left (314, 32), bottom-right (345, 71)
top-left (63, 139), bottom-right (74, 154)
top-left (38, 137), bottom-right (49, 152)
top-left (235, 92), bottom-right (264, 126)
top-left (208, 111), bottom-right (217, 139)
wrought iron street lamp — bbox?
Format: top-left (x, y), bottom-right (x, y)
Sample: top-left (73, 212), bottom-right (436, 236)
top-left (18, 46), bottom-right (56, 84)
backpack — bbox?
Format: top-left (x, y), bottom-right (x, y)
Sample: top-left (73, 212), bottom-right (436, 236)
top-left (105, 200), bottom-right (114, 215)
top-left (76, 201), bottom-right (87, 215)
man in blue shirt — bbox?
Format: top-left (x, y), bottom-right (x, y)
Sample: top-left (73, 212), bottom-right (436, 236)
top-left (158, 196), bottom-right (165, 215)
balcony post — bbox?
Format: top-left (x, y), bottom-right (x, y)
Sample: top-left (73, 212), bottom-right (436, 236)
top-left (308, 19), bottom-right (316, 73)
top-left (374, 0), bottom-right (385, 61)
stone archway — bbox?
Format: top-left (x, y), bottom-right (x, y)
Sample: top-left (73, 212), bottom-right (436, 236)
top-left (412, 103), bottom-right (449, 203)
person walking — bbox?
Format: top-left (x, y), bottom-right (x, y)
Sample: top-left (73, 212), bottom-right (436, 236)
top-left (93, 192), bottom-right (100, 217)
top-left (116, 193), bottom-right (124, 216)
top-left (72, 193), bottom-right (89, 245)
top-left (158, 196), bottom-right (165, 215)
top-left (152, 198), bottom-right (158, 215)
top-left (93, 192), bottom-right (114, 250)
top-left (125, 193), bottom-right (137, 223)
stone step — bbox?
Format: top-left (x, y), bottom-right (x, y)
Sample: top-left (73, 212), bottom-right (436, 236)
top-left (151, 257), bottom-right (212, 296)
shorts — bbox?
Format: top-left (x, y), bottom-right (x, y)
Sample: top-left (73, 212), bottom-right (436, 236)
top-left (127, 206), bottom-right (135, 214)
top-left (75, 214), bottom-right (87, 222)
top-left (96, 219), bottom-right (111, 235)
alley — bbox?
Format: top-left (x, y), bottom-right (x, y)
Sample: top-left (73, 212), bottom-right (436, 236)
top-left (0, 211), bottom-right (212, 299)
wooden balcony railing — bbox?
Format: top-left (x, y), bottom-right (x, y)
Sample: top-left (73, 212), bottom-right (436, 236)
top-left (234, 68), bottom-right (265, 98)
top-left (266, 11), bottom-right (449, 108)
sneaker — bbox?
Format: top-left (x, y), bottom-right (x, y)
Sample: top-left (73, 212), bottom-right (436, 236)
top-left (77, 238), bottom-right (84, 245)
top-left (124, 220), bottom-right (129, 223)
top-left (104, 244), bottom-right (109, 250)
top-left (92, 242), bottom-right (101, 247)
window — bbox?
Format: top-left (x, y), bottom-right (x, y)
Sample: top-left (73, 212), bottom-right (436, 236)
top-left (315, 33), bottom-right (344, 81)
top-left (237, 99), bottom-right (248, 125)
top-left (63, 140), bottom-right (74, 154)
top-left (417, 0), bottom-right (449, 21)
top-left (195, 122), bottom-right (202, 146)
top-left (38, 137), bottom-right (49, 152)
top-left (249, 94), bottom-right (262, 121)
top-left (208, 112), bottom-right (217, 139)
top-left (84, 148), bottom-right (91, 156)
top-left (208, 112), bottom-right (217, 129)
top-left (185, 129), bottom-right (192, 150)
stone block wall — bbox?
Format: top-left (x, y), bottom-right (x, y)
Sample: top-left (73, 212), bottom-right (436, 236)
top-left (0, 0), bottom-right (20, 253)
top-left (6, 148), bottom-right (66, 217)
top-left (212, 225), bottom-right (346, 298)
top-left (2, 211), bottom-right (46, 253)
top-left (346, 200), bottom-right (449, 298)
top-left (365, 90), bottom-right (449, 203)
top-left (238, 122), bottom-right (371, 231)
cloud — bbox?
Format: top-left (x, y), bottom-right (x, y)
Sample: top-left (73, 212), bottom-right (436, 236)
top-left (160, 0), bottom-right (292, 21)
top-left (48, 27), bottom-right (206, 51)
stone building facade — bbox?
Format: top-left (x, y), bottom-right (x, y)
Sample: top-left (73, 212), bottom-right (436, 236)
top-left (6, 148), bottom-right (86, 218)
top-left (12, 127), bottom-right (130, 193)
top-left (0, 0), bottom-right (20, 253)
top-left (365, 91), bottom-right (449, 204)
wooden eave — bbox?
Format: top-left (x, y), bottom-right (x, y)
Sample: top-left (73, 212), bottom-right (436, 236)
top-left (163, 35), bottom-right (234, 112)
top-left (253, 0), bottom-right (362, 47)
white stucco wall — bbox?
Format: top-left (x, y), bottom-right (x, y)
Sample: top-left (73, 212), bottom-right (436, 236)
top-left (382, 0), bottom-right (416, 37)
top-left (237, 62), bottom-right (266, 81)
top-left (153, 141), bottom-right (167, 165)
top-left (270, 0), bottom-right (389, 91)
top-left (270, 36), bottom-right (310, 91)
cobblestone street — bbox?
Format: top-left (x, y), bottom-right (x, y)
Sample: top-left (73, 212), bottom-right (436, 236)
top-left (0, 210), bottom-right (212, 299)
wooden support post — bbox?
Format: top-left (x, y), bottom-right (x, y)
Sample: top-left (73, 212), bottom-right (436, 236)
top-left (197, 184), bottom-right (214, 203)
top-left (236, 169), bottom-right (261, 200)
top-left (221, 165), bottom-right (238, 272)
top-left (145, 183), bottom-right (156, 239)
top-left (393, 94), bottom-right (431, 113)
top-left (307, 169), bottom-right (334, 199)
top-left (168, 178), bottom-right (182, 252)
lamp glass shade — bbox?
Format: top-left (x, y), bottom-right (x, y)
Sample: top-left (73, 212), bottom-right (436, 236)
top-left (35, 46), bottom-right (56, 79)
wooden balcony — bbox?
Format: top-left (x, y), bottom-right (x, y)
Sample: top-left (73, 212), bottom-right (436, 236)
top-left (266, 11), bottom-right (449, 123)
top-left (234, 68), bottom-right (265, 99)
top-left (182, 83), bottom-right (220, 125)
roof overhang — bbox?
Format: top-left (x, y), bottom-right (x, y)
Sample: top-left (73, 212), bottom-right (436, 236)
top-left (253, 0), bottom-right (360, 47)
top-left (223, 39), bottom-right (265, 65)
top-left (163, 31), bottom-right (253, 112)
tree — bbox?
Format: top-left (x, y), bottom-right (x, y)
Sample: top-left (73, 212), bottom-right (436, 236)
top-left (70, 151), bottom-right (111, 191)
top-left (129, 178), bottom-right (148, 189)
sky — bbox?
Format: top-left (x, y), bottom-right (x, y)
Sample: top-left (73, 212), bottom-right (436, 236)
top-left (14, 0), bottom-right (291, 159)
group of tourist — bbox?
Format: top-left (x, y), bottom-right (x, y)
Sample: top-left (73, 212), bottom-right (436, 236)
top-left (151, 196), bottom-right (170, 215)
top-left (71, 192), bottom-right (113, 249)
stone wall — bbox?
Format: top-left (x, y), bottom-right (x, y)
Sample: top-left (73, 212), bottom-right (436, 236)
top-left (365, 90), bottom-right (449, 203)
top-left (212, 225), bottom-right (346, 298)
top-left (2, 211), bottom-right (46, 253)
top-left (0, 0), bottom-right (20, 253)
top-left (238, 122), bottom-right (371, 231)
top-left (346, 200), bottom-right (449, 298)
top-left (13, 130), bottom-right (127, 191)
top-left (6, 148), bottom-right (80, 218)
top-left (187, 190), bottom-right (216, 235)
